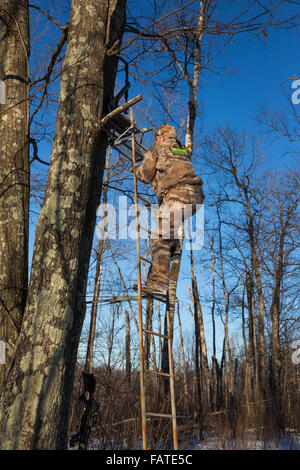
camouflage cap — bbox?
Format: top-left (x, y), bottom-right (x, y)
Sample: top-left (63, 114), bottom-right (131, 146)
top-left (155, 125), bottom-right (177, 139)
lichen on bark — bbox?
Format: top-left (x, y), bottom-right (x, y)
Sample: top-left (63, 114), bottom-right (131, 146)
top-left (0, 0), bottom-right (126, 450)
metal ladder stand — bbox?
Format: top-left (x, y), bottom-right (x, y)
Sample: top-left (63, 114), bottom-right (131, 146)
top-left (130, 109), bottom-right (178, 450)
top-left (102, 104), bottom-right (178, 450)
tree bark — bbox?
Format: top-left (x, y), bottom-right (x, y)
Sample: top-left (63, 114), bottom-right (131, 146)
top-left (0, 0), bottom-right (126, 450)
top-left (0, 0), bottom-right (30, 385)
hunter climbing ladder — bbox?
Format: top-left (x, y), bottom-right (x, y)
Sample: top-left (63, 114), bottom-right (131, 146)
top-left (130, 109), bottom-right (178, 450)
top-left (100, 100), bottom-right (178, 450)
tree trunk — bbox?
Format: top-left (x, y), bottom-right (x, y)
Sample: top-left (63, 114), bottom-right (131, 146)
top-left (0, 0), bottom-right (126, 450)
top-left (246, 270), bottom-right (259, 401)
top-left (144, 297), bottom-right (153, 370)
top-left (192, 277), bottom-right (210, 412)
top-left (210, 239), bottom-right (218, 410)
top-left (192, 293), bottom-right (202, 423)
top-left (0, 0), bottom-right (30, 385)
top-left (185, 0), bottom-right (206, 154)
top-left (217, 206), bottom-right (234, 404)
top-left (197, 287), bottom-right (210, 410)
top-left (177, 299), bottom-right (189, 412)
top-left (241, 281), bottom-right (251, 416)
top-left (270, 226), bottom-right (286, 431)
top-left (251, 235), bottom-right (267, 397)
top-left (243, 192), bottom-right (266, 398)
top-left (107, 304), bottom-right (117, 375)
top-left (125, 310), bottom-right (131, 386)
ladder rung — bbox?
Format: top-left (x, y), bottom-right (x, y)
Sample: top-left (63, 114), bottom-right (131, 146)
top-left (140, 256), bottom-right (151, 264)
top-left (145, 369), bottom-right (171, 377)
top-left (146, 412), bottom-right (176, 419)
top-left (95, 295), bottom-right (145, 303)
top-left (143, 328), bottom-right (169, 339)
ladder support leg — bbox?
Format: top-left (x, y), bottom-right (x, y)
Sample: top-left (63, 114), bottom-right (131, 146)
top-left (131, 108), bottom-right (147, 450)
top-left (166, 294), bottom-right (178, 450)
top-left (130, 108), bottom-right (178, 450)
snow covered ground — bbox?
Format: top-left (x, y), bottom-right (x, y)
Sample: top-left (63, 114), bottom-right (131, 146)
top-left (188, 433), bottom-right (300, 450)
top-left (70, 432), bottom-right (300, 450)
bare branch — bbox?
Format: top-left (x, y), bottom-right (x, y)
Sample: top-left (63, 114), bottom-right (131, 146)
top-left (29, 4), bottom-right (68, 30)
top-left (107, 0), bottom-right (197, 55)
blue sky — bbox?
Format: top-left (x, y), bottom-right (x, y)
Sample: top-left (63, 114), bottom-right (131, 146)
top-left (202, 25), bottom-right (299, 135)
top-left (27, 1), bottom-right (299, 363)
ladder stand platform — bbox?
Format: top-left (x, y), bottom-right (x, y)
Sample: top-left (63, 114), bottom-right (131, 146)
top-left (129, 108), bottom-right (178, 450)
top-left (94, 291), bottom-right (168, 304)
top-left (103, 111), bottom-right (151, 163)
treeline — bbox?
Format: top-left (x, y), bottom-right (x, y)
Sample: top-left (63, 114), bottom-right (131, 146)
top-left (71, 124), bottom-right (299, 449)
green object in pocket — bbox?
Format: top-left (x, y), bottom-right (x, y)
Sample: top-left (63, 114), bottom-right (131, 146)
top-left (170, 147), bottom-right (188, 156)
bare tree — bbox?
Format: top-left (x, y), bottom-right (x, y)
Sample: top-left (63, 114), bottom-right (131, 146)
top-left (0, 0), bottom-right (30, 385)
top-left (0, 0), bottom-right (126, 450)
top-left (205, 126), bottom-right (268, 398)
top-left (262, 172), bottom-right (299, 429)
top-left (148, 0), bottom-right (297, 386)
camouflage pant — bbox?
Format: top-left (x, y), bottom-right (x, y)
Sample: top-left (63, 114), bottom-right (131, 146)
top-left (148, 184), bottom-right (204, 287)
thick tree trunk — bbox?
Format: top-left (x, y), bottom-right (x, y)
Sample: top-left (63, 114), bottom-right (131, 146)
top-left (0, 0), bottom-right (126, 450)
top-left (0, 0), bottom-right (30, 385)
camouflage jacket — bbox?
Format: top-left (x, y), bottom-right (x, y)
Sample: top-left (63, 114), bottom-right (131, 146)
top-left (133, 137), bottom-right (203, 202)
